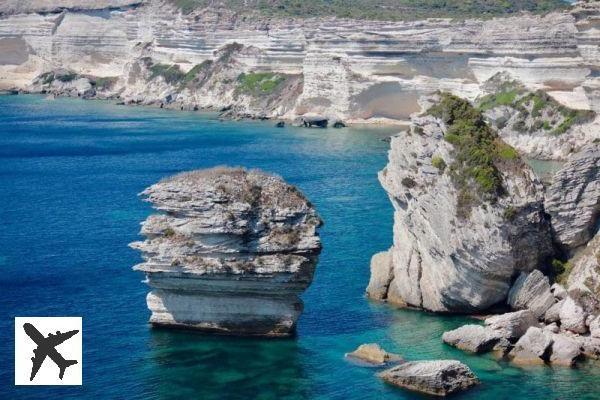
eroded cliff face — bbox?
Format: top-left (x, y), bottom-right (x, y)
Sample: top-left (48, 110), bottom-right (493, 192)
top-left (367, 95), bottom-right (554, 313)
top-left (1, 0), bottom-right (600, 122)
top-left (129, 167), bottom-right (322, 337)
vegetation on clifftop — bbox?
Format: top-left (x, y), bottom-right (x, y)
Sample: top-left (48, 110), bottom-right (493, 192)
top-left (477, 80), bottom-right (595, 136)
top-left (167, 0), bottom-right (570, 20)
top-left (428, 93), bottom-right (522, 219)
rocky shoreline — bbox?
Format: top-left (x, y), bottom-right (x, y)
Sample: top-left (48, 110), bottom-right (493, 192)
top-left (1, 1), bottom-right (600, 125)
top-left (369, 92), bottom-right (600, 369)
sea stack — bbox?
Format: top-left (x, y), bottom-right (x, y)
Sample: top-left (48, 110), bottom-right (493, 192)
top-left (130, 167), bottom-right (322, 337)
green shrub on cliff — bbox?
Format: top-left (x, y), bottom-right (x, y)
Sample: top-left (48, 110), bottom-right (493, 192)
top-left (167, 0), bottom-right (569, 20)
top-left (237, 72), bottom-right (286, 95)
top-left (149, 63), bottom-right (186, 84)
top-left (478, 86), bottom-right (596, 136)
top-left (182, 61), bottom-right (213, 84)
top-left (429, 92), bottom-right (523, 218)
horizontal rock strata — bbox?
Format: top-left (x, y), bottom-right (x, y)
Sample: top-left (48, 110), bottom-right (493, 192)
top-left (545, 144), bottom-right (600, 250)
top-left (130, 167), bottom-right (322, 337)
top-left (1, 1), bottom-right (600, 123)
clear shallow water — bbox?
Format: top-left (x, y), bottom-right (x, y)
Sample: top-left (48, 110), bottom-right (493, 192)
top-left (0, 95), bottom-right (598, 400)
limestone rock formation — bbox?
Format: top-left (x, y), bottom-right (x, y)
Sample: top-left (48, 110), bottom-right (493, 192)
top-left (590, 316), bottom-right (600, 338)
top-left (484, 310), bottom-right (539, 340)
top-left (130, 167), bottom-right (322, 337)
top-left (544, 300), bottom-right (565, 324)
top-left (1, 1), bottom-right (600, 121)
top-left (379, 360), bottom-right (479, 397)
top-left (479, 74), bottom-right (598, 161)
top-left (366, 250), bottom-right (393, 301)
top-left (371, 96), bottom-right (553, 312)
top-left (345, 343), bottom-right (403, 366)
top-left (442, 325), bottom-right (502, 353)
top-left (507, 270), bottom-right (555, 318)
top-left (566, 232), bottom-right (600, 314)
top-left (549, 334), bottom-right (581, 366)
top-left (551, 283), bottom-right (568, 300)
top-left (559, 296), bottom-right (588, 334)
top-left (545, 144), bottom-right (600, 251)
top-left (508, 327), bottom-right (554, 365)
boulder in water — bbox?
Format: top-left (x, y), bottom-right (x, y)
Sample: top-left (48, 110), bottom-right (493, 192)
top-left (379, 360), bottom-right (479, 396)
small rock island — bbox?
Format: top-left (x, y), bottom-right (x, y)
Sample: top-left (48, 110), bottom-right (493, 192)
top-left (130, 167), bottom-right (322, 337)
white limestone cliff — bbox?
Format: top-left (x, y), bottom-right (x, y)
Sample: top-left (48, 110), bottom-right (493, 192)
top-left (1, 1), bottom-right (600, 123)
top-left (129, 167), bottom-right (322, 337)
top-left (367, 96), bottom-right (553, 313)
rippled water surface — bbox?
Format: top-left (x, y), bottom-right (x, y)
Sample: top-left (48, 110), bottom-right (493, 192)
top-left (1, 95), bottom-right (598, 399)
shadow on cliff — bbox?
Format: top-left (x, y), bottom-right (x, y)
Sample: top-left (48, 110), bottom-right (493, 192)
top-left (146, 329), bottom-right (310, 399)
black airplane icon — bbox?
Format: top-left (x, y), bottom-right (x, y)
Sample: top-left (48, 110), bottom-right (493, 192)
top-left (23, 323), bottom-right (79, 381)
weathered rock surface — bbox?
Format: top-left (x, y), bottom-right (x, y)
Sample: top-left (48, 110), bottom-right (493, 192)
top-left (549, 334), bottom-right (581, 366)
top-left (346, 343), bottom-right (403, 365)
top-left (566, 232), bottom-right (600, 314)
top-left (366, 250), bottom-right (393, 301)
top-left (544, 300), bottom-right (565, 324)
top-left (559, 296), bottom-right (589, 334)
top-left (484, 310), bottom-right (539, 340)
top-left (590, 316), bottom-right (600, 338)
top-left (130, 167), bottom-right (322, 337)
top-left (379, 360), bottom-right (479, 397)
top-left (507, 270), bottom-right (555, 318)
top-left (509, 327), bottom-right (553, 365)
top-left (551, 283), bottom-right (568, 300)
top-left (1, 1), bottom-right (600, 122)
top-left (577, 336), bottom-right (600, 359)
top-left (373, 109), bottom-right (552, 312)
top-left (545, 144), bottom-right (600, 251)
top-left (442, 325), bottom-right (502, 353)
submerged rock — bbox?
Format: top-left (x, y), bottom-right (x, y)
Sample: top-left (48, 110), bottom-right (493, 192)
top-left (379, 360), bottom-right (479, 396)
top-left (442, 325), bottom-right (502, 353)
top-left (130, 167), bottom-right (322, 337)
top-left (545, 144), bottom-right (600, 251)
top-left (346, 343), bottom-right (403, 365)
top-left (507, 270), bottom-right (555, 318)
top-left (372, 95), bottom-right (553, 313)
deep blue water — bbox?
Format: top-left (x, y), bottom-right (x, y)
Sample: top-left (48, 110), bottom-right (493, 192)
top-left (1, 95), bottom-right (599, 400)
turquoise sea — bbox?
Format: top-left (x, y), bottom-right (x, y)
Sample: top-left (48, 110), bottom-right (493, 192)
top-left (0, 95), bottom-right (598, 399)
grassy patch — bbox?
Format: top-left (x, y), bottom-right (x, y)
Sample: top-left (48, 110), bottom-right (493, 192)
top-left (480, 86), bottom-right (596, 136)
top-left (166, 0), bottom-right (569, 20)
top-left (182, 60), bottom-right (213, 84)
top-left (431, 156), bottom-right (447, 173)
top-left (149, 63), bottom-right (186, 84)
top-left (552, 259), bottom-right (572, 284)
top-left (478, 89), bottom-right (521, 111)
top-left (429, 93), bottom-right (522, 219)
top-left (237, 72), bottom-right (286, 95)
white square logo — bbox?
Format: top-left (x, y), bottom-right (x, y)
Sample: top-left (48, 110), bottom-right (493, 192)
top-left (15, 317), bottom-right (82, 385)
